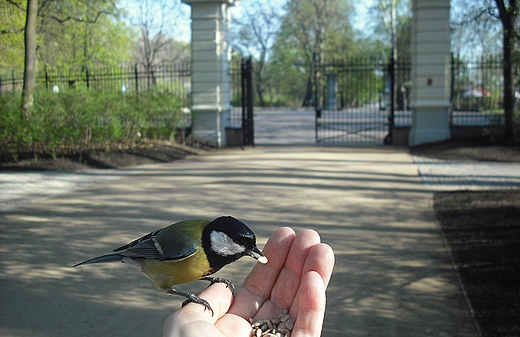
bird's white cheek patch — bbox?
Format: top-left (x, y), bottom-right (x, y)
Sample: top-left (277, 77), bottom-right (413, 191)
top-left (210, 231), bottom-right (246, 256)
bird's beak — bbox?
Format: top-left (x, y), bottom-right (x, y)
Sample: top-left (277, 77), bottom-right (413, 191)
top-left (248, 246), bottom-right (268, 264)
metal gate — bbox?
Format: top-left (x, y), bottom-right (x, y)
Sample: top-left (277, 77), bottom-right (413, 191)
top-left (315, 58), bottom-right (410, 144)
top-left (230, 56), bottom-right (254, 146)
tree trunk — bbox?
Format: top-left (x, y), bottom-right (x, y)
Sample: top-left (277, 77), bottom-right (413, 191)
top-left (22, 0), bottom-right (39, 120)
top-left (502, 21), bottom-right (515, 143)
top-left (302, 51), bottom-right (317, 107)
top-left (495, 0), bottom-right (518, 143)
top-left (256, 81), bottom-right (265, 107)
top-left (302, 74), bottom-right (313, 107)
top-left (255, 54), bottom-right (266, 107)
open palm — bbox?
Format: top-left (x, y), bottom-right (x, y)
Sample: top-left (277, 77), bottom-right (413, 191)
top-left (163, 227), bottom-right (335, 337)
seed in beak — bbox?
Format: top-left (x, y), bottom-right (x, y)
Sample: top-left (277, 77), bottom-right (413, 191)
top-left (257, 255), bottom-right (268, 264)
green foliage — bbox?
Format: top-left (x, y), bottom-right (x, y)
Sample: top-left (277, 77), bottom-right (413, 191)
top-left (0, 93), bottom-right (23, 159)
top-left (316, 57), bottom-right (386, 109)
top-left (0, 0), bottom-right (134, 73)
top-left (37, 9), bottom-right (134, 68)
top-left (0, 1), bottom-right (26, 71)
top-left (0, 88), bottom-right (183, 160)
top-left (265, 0), bottom-right (361, 106)
top-left (230, 0), bottom-right (412, 107)
top-left (268, 52), bottom-right (309, 106)
top-left (137, 84), bottom-right (185, 140)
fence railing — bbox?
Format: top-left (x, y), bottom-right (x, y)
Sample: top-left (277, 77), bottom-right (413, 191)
top-left (451, 55), bottom-right (506, 127)
top-left (1, 56), bottom-right (509, 130)
top-left (230, 58), bottom-right (244, 129)
top-left (1, 63), bottom-right (191, 102)
top-left (314, 57), bottom-right (395, 143)
top-left (314, 55), bottom-right (507, 144)
top-left (388, 55), bottom-right (507, 128)
top-left (1, 63), bottom-right (193, 128)
top-left (229, 56), bottom-right (254, 145)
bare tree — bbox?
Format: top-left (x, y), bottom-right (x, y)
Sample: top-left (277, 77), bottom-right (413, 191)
top-left (132, 0), bottom-right (184, 87)
top-left (369, 0), bottom-right (411, 60)
top-left (232, 1), bottom-right (281, 106)
top-left (278, 0), bottom-right (353, 106)
top-left (376, 0), bottom-right (398, 60)
top-left (294, 0), bottom-right (331, 106)
top-left (450, 0), bottom-right (501, 58)
top-left (451, 0), bottom-right (518, 143)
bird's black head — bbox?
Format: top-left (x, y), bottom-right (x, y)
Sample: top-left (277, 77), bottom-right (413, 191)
top-left (202, 216), bottom-right (265, 273)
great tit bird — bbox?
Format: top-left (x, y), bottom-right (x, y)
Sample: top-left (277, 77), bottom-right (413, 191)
top-left (73, 216), bottom-right (268, 315)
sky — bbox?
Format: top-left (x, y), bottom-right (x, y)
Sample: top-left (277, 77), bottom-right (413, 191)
top-left (120, 0), bottom-right (372, 43)
top-left (119, 0), bottom-right (192, 42)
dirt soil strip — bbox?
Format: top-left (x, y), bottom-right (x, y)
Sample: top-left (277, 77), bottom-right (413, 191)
top-left (0, 142), bottom-right (206, 171)
top-left (433, 191), bottom-right (520, 337)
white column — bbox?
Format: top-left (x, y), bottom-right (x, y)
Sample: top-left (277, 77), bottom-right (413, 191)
top-left (182, 0), bottom-right (235, 147)
top-left (409, 0), bottom-right (451, 146)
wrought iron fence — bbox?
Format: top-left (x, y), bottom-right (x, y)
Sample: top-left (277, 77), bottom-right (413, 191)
top-left (314, 57), bottom-right (396, 143)
top-left (0, 63), bottom-right (192, 128)
top-left (1, 55), bottom-right (508, 136)
top-left (1, 64), bottom-right (190, 96)
top-left (230, 58), bottom-right (243, 129)
top-left (315, 55), bottom-right (507, 143)
top-left (451, 55), bottom-right (505, 127)
top-left (391, 60), bottom-right (412, 128)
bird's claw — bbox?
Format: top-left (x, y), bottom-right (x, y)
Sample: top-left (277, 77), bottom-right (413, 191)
top-left (202, 276), bottom-right (235, 294)
top-left (165, 277), bottom-right (235, 317)
top-left (181, 293), bottom-right (215, 316)
top-left (165, 288), bottom-right (215, 316)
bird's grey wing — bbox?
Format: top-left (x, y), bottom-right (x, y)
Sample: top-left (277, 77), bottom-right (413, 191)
top-left (113, 229), bottom-right (198, 261)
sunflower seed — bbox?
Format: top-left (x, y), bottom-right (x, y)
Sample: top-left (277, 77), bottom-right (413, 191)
top-left (250, 309), bottom-right (294, 337)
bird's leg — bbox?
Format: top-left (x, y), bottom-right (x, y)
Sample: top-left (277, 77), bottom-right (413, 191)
top-left (201, 276), bottom-right (235, 294)
top-left (164, 288), bottom-right (214, 317)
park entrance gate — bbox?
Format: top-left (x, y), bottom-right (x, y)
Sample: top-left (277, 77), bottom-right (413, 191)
top-left (314, 58), bottom-right (410, 144)
top-left (230, 57), bottom-right (254, 146)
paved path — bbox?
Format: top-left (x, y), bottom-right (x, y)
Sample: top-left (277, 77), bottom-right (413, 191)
top-left (2, 112), bottom-right (520, 337)
top-left (0, 170), bottom-right (127, 212)
top-left (254, 108), bottom-right (316, 145)
top-left (3, 156), bottom-right (519, 214)
top-left (413, 156), bottom-right (520, 191)
top-left (3, 155), bottom-right (520, 214)
top-left (1, 146), bottom-right (479, 337)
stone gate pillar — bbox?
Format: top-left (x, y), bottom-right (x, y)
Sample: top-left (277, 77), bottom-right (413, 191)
top-left (409, 0), bottom-right (451, 146)
top-left (182, 0), bottom-right (235, 147)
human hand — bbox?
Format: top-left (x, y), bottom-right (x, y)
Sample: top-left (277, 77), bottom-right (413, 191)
top-left (163, 227), bottom-right (335, 337)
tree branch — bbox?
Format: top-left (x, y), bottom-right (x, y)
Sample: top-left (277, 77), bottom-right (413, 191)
top-left (450, 7), bottom-right (496, 26)
top-left (4, 0), bottom-right (25, 11)
top-left (2, 0), bottom-right (26, 34)
top-left (42, 9), bottom-right (111, 24)
top-left (0, 27), bottom-right (25, 34)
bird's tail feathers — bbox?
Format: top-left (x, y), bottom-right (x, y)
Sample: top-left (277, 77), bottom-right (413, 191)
top-left (73, 254), bottom-right (124, 267)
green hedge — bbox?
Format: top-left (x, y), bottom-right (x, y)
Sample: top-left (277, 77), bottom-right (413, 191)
top-left (0, 88), bottom-right (185, 160)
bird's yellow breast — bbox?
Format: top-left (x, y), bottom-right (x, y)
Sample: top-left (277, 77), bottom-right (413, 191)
top-left (139, 246), bottom-right (212, 291)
